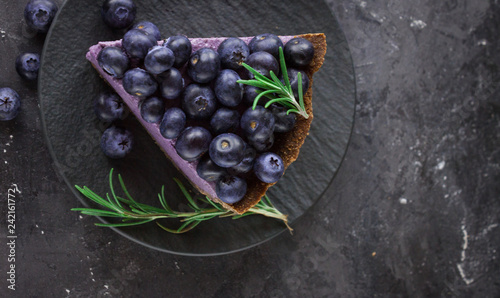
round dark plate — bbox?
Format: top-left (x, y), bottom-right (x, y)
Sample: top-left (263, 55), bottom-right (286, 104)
top-left (39, 0), bottom-right (356, 256)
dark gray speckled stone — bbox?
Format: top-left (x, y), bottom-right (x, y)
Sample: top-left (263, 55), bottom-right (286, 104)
top-left (0, 0), bottom-right (499, 296)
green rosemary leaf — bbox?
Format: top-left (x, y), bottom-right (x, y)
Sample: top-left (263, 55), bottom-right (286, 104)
top-left (204, 196), bottom-right (226, 211)
top-left (237, 79), bottom-right (274, 90)
top-left (269, 70), bottom-right (289, 95)
top-left (116, 196), bottom-right (166, 213)
top-left (129, 206), bottom-right (151, 215)
top-left (70, 208), bottom-right (124, 218)
top-left (73, 169), bottom-right (291, 234)
top-left (262, 195), bottom-right (274, 207)
top-left (76, 186), bottom-right (118, 211)
top-left (95, 219), bottom-right (154, 227)
top-left (253, 89), bottom-right (280, 109)
top-left (158, 186), bottom-right (173, 213)
top-left (263, 97), bottom-right (290, 108)
top-left (279, 47), bottom-right (291, 91)
top-left (173, 178), bottom-right (200, 211)
top-left (156, 222), bottom-right (183, 234)
top-left (108, 168), bottom-right (123, 209)
top-left (297, 72), bottom-right (305, 111)
top-left (176, 220), bottom-right (199, 233)
top-left (118, 173), bottom-right (134, 201)
top-left (117, 173), bottom-right (148, 213)
top-left (105, 193), bottom-right (123, 213)
top-left (240, 63), bottom-right (275, 85)
top-left (236, 47), bottom-right (308, 119)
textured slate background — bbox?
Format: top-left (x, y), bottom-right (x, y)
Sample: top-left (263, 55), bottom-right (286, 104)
top-left (1, 0), bottom-right (499, 297)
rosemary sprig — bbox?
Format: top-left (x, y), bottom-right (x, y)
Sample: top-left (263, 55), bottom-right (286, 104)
top-left (71, 169), bottom-right (292, 234)
top-left (237, 46), bottom-right (309, 119)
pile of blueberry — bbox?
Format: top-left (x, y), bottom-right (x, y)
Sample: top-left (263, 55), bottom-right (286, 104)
top-left (0, 0), bottom-right (58, 121)
top-left (95, 2), bottom-right (315, 204)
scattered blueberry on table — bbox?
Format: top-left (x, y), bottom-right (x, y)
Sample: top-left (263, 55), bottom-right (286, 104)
top-left (0, 88), bottom-right (21, 121)
top-left (100, 126), bottom-right (134, 159)
top-left (15, 52), bottom-right (40, 81)
top-left (24, 0), bottom-right (58, 33)
top-left (101, 0), bottom-right (136, 29)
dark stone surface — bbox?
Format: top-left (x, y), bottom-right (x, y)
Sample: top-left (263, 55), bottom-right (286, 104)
top-left (0, 0), bottom-right (499, 297)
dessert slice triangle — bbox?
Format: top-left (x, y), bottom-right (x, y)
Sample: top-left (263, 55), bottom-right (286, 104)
top-left (86, 33), bottom-right (326, 214)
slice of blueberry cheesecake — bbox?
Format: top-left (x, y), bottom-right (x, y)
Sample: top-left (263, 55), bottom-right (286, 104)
top-left (86, 31), bottom-right (326, 214)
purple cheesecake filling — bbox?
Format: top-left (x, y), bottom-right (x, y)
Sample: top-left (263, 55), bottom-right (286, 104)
top-left (86, 35), bottom-right (295, 203)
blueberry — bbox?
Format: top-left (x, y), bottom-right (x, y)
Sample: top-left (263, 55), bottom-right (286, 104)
top-left (181, 84), bottom-right (217, 119)
top-left (284, 68), bottom-right (309, 98)
top-left (245, 51), bottom-right (279, 79)
top-left (163, 35), bottom-right (192, 68)
top-left (175, 126), bottom-right (212, 162)
top-left (196, 155), bottom-right (227, 182)
top-left (97, 46), bottom-right (130, 78)
top-left (159, 107), bottom-right (186, 139)
top-left (0, 88), bottom-right (21, 121)
top-left (240, 106), bottom-right (275, 138)
top-left (15, 52), bottom-right (40, 81)
top-left (101, 0), bottom-right (136, 29)
top-left (284, 37), bottom-right (314, 68)
top-left (122, 68), bottom-right (157, 98)
top-left (253, 152), bottom-right (284, 183)
top-left (248, 33), bottom-right (283, 59)
top-left (248, 132), bottom-right (274, 152)
top-left (24, 0), bottom-right (58, 33)
top-left (210, 108), bottom-right (239, 135)
top-left (214, 69), bottom-right (243, 107)
top-left (159, 68), bottom-right (184, 100)
top-left (144, 46), bottom-right (175, 75)
top-left (242, 85), bottom-right (268, 106)
top-left (122, 28), bottom-right (157, 59)
top-left (270, 104), bottom-right (296, 133)
top-left (140, 96), bottom-right (164, 123)
top-left (228, 146), bottom-right (256, 175)
top-left (100, 126), bottom-right (133, 159)
top-left (209, 133), bottom-right (245, 168)
top-left (187, 48), bottom-right (220, 84)
top-left (93, 91), bottom-right (128, 122)
top-left (132, 21), bottom-right (161, 40)
top-left (217, 37), bottom-right (250, 70)
top-left (216, 175), bottom-right (247, 204)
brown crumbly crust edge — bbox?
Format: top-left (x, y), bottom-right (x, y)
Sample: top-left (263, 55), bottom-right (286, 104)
top-left (229, 33), bottom-right (327, 214)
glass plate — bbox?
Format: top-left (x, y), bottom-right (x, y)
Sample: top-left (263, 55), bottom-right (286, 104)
top-left (39, 0), bottom-right (356, 256)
